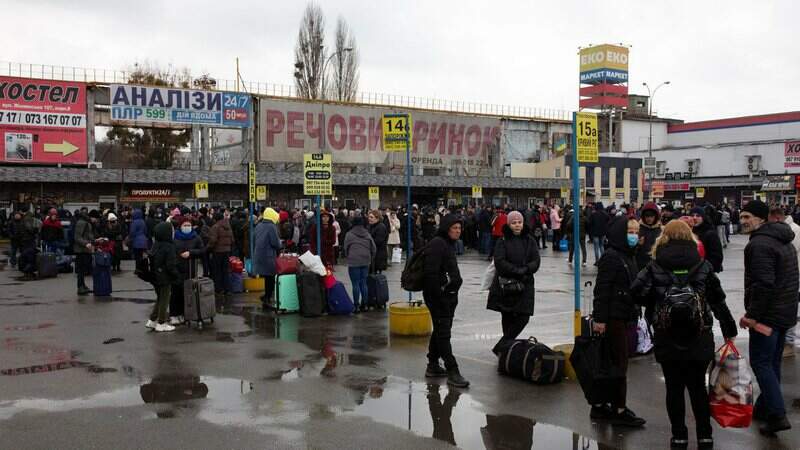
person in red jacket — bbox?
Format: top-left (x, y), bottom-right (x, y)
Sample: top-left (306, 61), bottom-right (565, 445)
top-left (488, 208), bottom-right (507, 260)
top-left (40, 208), bottom-right (64, 253)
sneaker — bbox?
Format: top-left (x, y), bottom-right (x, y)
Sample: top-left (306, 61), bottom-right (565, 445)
top-left (154, 323), bottom-right (176, 333)
top-left (590, 404), bottom-right (615, 420)
top-left (169, 316), bottom-right (183, 326)
top-left (670, 437), bottom-right (689, 448)
top-left (759, 415), bottom-right (791, 435)
top-left (425, 363), bottom-right (448, 378)
top-left (582, 261), bottom-right (587, 267)
top-left (783, 343), bottom-right (795, 358)
top-left (446, 370), bottom-right (470, 388)
top-left (697, 438), bottom-right (713, 449)
top-left (77, 287), bottom-right (91, 296)
top-left (145, 320), bottom-right (157, 329)
top-left (610, 408), bottom-right (646, 427)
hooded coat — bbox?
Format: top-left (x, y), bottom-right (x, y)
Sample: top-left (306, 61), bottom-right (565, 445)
top-left (422, 214), bottom-right (463, 317)
top-left (73, 213), bottom-right (95, 254)
top-left (344, 225), bottom-right (376, 267)
top-left (744, 222), bottom-right (800, 329)
top-left (253, 217), bottom-right (281, 276)
top-left (207, 218), bottom-right (234, 253)
top-left (588, 203), bottom-right (610, 238)
top-left (173, 228), bottom-right (205, 280)
top-left (487, 224), bottom-right (541, 315)
top-left (631, 240), bottom-right (737, 362)
top-left (593, 217), bottom-right (640, 323)
top-left (128, 210), bottom-right (149, 250)
top-left (693, 210), bottom-right (723, 273)
top-left (636, 202), bottom-right (662, 269)
top-left (151, 222), bottom-right (180, 287)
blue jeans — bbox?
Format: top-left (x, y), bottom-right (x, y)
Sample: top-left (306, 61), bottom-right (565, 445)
top-left (592, 236), bottom-right (605, 261)
top-left (749, 327), bottom-right (788, 417)
top-left (480, 232), bottom-right (491, 254)
top-left (348, 266), bottom-right (369, 308)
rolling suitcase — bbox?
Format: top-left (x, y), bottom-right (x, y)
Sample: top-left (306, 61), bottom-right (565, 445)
top-left (498, 337), bottom-right (565, 384)
top-left (37, 247), bottom-right (58, 279)
top-left (229, 271), bottom-right (244, 294)
top-left (327, 281), bottom-right (354, 315)
top-left (92, 251), bottom-right (113, 296)
top-left (367, 273), bottom-right (389, 309)
top-left (275, 274), bottom-right (300, 314)
top-left (184, 261), bottom-right (216, 328)
top-left (297, 270), bottom-right (326, 317)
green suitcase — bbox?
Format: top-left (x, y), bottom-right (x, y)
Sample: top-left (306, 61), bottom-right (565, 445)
top-left (275, 274), bottom-right (300, 314)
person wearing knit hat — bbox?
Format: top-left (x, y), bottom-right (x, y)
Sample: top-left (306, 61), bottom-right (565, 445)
top-left (506, 210), bottom-right (524, 224)
top-left (253, 206), bottom-right (282, 308)
top-left (690, 206), bottom-right (724, 273)
top-left (741, 200), bottom-right (769, 223)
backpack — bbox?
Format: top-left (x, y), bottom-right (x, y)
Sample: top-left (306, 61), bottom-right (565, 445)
top-left (654, 262), bottom-right (705, 338)
top-left (400, 244), bottom-right (429, 292)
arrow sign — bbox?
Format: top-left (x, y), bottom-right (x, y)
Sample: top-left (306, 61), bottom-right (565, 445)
top-left (44, 140), bottom-right (80, 156)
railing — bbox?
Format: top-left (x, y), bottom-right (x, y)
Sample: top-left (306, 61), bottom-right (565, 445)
top-left (0, 61), bottom-right (571, 121)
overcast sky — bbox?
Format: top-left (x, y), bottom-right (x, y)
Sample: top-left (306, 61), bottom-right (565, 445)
top-left (7, 1), bottom-right (797, 122)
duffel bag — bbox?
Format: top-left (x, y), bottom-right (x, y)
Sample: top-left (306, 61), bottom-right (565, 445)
top-left (498, 337), bottom-right (565, 384)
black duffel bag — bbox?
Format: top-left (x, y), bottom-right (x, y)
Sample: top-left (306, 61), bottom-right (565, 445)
top-left (570, 333), bottom-right (626, 405)
top-left (498, 337), bottom-right (565, 384)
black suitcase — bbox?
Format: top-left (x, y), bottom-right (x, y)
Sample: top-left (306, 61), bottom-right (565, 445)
top-left (36, 252), bottom-right (58, 279)
top-left (498, 337), bottom-right (565, 384)
top-left (297, 270), bottom-right (326, 317)
top-left (367, 273), bottom-right (389, 309)
top-left (570, 334), bottom-right (626, 405)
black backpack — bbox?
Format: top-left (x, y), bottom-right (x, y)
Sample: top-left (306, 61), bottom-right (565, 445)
top-left (654, 262), bottom-right (705, 338)
top-left (400, 244), bottom-right (429, 292)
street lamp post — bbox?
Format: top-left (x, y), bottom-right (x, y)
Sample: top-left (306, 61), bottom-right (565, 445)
top-left (643, 81), bottom-right (670, 158)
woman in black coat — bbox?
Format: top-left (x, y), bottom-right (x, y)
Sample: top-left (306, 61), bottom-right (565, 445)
top-left (631, 220), bottom-right (737, 449)
top-left (368, 210), bottom-right (389, 273)
top-left (487, 211), bottom-right (540, 355)
top-left (170, 218), bottom-right (206, 324)
top-left (591, 216), bottom-right (646, 427)
top-left (690, 207), bottom-right (723, 273)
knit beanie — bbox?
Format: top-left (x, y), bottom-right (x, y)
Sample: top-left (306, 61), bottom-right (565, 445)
top-left (507, 211), bottom-right (524, 223)
top-left (742, 200), bottom-right (769, 222)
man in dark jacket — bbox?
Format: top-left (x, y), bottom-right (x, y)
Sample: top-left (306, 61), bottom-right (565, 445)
top-left (637, 202), bottom-right (662, 270)
top-left (691, 208), bottom-right (723, 273)
top-left (7, 211), bottom-right (22, 267)
top-left (147, 221), bottom-right (180, 332)
top-left (588, 202), bottom-right (610, 264)
top-left (564, 207), bottom-right (588, 267)
top-left (739, 200), bottom-right (798, 435)
top-left (423, 214), bottom-right (468, 388)
top-left (73, 210), bottom-right (97, 295)
top-left (207, 211), bottom-right (234, 296)
top-left (477, 206), bottom-right (492, 254)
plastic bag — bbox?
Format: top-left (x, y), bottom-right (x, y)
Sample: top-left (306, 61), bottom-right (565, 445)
top-left (635, 317), bottom-right (653, 354)
top-left (323, 268), bottom-right (337, 290)
top-left (558, 239), bottom-right (568, 251)
top-left (299, 251), bottom-right (327, 276)
top-left (709, 341), bottom-right (754, 428)
top-left (481, 260), bottom-right (496, 291)
top-left (392, 247), bottom-right (402, 264)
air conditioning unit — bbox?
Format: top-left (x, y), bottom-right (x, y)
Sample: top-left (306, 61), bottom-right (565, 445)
top-left (655, 161), bottom-right (667, 177)
top-left (87, 162), bottom-right (103, 169)
top-left (686, 159), bottom-right (700, 175)
top-left (747, 155), bottom-right (761, 174)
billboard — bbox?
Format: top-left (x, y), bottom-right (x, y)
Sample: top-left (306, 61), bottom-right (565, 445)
top-left (0, 76), bottom-right (87, 164)
top-left (579, 44), bottom-right (629, 85)
top-left (784, 140), bottom-right (800, 168)
top-left (260, 98), bottom-right (500, 174)
top-left (110, 84), bottom-right (252, 128)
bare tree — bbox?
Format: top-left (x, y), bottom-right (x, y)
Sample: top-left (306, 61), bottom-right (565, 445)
top-left (327, 17), bottom-right (360, 102)
top-left (293, 3), bottom-right (326, 99)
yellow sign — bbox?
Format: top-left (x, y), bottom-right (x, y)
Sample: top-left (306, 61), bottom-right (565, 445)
top-left (303, 153), bottom-right (332, 195)
top-left (256, 185), bottom-right (268, 201)
top-left (575, 112), bottom-right (599, 163)
top-left (560, 187), bottom-right (569, 199)
top-left (368, 186), bottom-right (380, 201)
top-left (471, 185), bottom-right (482, 199)
top-left (194, 181), bottom-right (209, 199)
top-left (579, 44), bottom-right (629, 73)
top-left (248, 163), bottom-right (256, 203)
top-left (696, 187), bottom-right (705, 198)
top-left (382, 114), bottom-right (412, 152)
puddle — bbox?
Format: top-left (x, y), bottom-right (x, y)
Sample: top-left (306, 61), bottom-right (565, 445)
top-left (87, 365), bottom-right (118, 374)
top-left (215, 331), bottom-right (254, 343)
top-left (103, 338), bottom-right (124, 345)
top-left (3, 322), bottom-right (56, 332)
top-left (255, 349), bottom-right (286, 360)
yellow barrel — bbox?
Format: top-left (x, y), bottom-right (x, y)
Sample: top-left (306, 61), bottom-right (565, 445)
top-left (553, 343), bottom-right (576, 381)
top-left (244, 276), bottom-right (265, 292)
top-left (389, 302), bottom-right (432, 336)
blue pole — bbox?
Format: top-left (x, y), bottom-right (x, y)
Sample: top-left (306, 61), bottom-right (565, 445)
top-left (405, 114), bottom-right (412, 302)
top-left (316, 195), bottom-right (321, 256)
top-left (571, 112), bottom-right (581, 336)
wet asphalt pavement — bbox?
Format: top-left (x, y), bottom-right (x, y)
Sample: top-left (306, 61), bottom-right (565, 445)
top-left (0, 234), bottom-right (798, 449)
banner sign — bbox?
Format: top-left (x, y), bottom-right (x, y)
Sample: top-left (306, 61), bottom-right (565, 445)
top-left (248, 163), bottom-right (256, 202)
top-left (303, 153), bottom-right (332, 195)
top-left (579, 44), bottom-right (629, 84)
top-left (695, 187), bottom-right (705, 198)
top-left (784, 141), bottom-right (800, 168)
top-left (381, 113), bottom-right (412, 151)
top-left (471, 185), bottom-right (482, 198)
top-left (762, 176), bottom-right (792, 191)
top-left (0, 76), bottom-right (87, 164)
top-left (110, 84), bottom-right (252, 128)
top-left (368, 186), bottom-right (380, 200)
top-left (194, 181), bottom-right (209, 199)
top-left (256, 185), bottom-right (267, 201)
top-left (575, 112), bottom-right (599, 163)
top-left (260, 98), bottom-right (500, 174)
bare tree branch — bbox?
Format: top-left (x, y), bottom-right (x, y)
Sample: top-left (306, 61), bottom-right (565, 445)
top-left (293, 3), bottom-right (326, 100)
top-left (329, 17), bottom-right (360, 102)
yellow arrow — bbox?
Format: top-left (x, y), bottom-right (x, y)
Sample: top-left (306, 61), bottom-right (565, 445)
top-left (44, 140), bottom-right (79, 156)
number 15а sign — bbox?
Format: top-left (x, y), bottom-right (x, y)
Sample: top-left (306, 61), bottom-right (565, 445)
top-left (0, 76), bottom-right (87, 164)
top-left (575, 112), bottom-right (599, 163)
top-left (110, 84), bottom-right (252, 128)
top-left (304, 153), bottom-right (332, 195)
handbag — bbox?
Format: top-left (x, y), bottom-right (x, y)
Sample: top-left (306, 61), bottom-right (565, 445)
top-left (498, 276), bottom-right (524, 294)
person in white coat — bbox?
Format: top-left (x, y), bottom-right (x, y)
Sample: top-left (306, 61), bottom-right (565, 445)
top-left (769, 207), bottom-right (800, 357)
top-left (387, 209), bottom-right (401, 263)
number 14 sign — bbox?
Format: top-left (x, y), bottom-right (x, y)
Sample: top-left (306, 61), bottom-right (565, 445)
top-left (575, 112), bottom-right (599, 163)
top-left (382, 113), bottom-right (412, 152)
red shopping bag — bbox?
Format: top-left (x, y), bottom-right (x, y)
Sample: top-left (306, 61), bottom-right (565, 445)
top-left (708, 341), bottom-right (754, 428)
top-left (275, 254), bottom-right (299, 275)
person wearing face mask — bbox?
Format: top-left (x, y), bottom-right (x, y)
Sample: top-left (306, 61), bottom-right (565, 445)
top-left (590, 216), bottom-right (646, 427)
top-left (487, 211), bottom-right (541, 355)
top-left (170, 218), bottom-right (205, 325)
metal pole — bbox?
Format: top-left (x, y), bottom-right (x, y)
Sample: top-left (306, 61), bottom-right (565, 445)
top-left (316, 195), bottom-right (321, 255)
top-left (571, 112), bottom-right (581, 337)
top-left (405, 113), bottom-right (412, 302)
